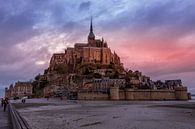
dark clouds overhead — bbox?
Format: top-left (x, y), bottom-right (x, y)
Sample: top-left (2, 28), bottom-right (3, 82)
top-left (100, 0), bottom-right (195, 32)
top-left (79, 1), bottom-right (91, 11)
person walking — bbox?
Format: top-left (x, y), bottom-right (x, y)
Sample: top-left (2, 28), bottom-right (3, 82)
top-left (3, 98), bottom-right (9, 112)
top-left (21, 97), bottom-right (26, 104)
top-left (1, 98), bottom-right (4, 107)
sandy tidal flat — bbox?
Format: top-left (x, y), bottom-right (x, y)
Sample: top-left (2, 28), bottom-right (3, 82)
top-left (12, 99), bottom-right (195, 129)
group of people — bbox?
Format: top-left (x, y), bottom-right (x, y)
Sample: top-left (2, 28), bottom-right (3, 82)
top-left (1, 97), bottom-right (9, 112)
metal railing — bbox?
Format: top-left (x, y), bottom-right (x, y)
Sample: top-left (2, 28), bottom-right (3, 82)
top-left (8, 104), bottom-right (31, 129)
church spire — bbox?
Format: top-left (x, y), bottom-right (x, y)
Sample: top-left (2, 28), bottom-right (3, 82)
top-left (88, 16), bottom-right (95, 41)
top-left (90, 16), bottom-right (93, 33)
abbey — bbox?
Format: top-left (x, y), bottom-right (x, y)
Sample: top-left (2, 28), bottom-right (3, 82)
top-left (49, 18), bottom-right (121, 72)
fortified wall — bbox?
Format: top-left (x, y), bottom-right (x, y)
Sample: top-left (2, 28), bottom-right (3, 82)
top-left (78, 87), bottom-right (189, 101)
top-left (110, 86), bottom-right (189, 101)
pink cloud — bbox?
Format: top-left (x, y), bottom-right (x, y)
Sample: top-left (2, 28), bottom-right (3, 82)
top-left (100, 27), bottom-right (195, 79)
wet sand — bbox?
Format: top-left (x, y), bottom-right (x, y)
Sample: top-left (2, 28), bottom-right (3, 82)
top-left (12, 99), bottom-right (195, 129)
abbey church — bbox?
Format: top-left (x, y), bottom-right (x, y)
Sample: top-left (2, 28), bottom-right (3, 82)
top-left (49, 18), bottom-right (121, 72)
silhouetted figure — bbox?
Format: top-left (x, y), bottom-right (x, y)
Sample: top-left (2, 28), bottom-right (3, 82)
top-left (3, 98), bottom-right (9, 112)
top-left (21, 97), bottom-right (26, 104)
top-left (1, 98), bottom-right (4, 107)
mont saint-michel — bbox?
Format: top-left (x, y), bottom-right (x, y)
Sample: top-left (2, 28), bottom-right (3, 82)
top-left (1, 1), bottom-right (195, 129)
top-left (2, 20), bottom-right (194, 129)
top-left (5, 19), bottom-right (191, 101)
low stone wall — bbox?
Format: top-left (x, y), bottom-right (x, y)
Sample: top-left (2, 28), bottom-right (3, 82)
top-left (125, 89), bottom-right (175, 100)
top-left (78, 87), bottom-right (189, 101)
top-left (110, 87), bottom-right (189, 101)
top-left (110, 87), bottom-right (119, 100)
top-left (119, 90), bottom-right (125, 100)
top-left (175, 87), bottom-right (188, 100)
top-left (78, 92), bottom-right (109, 100)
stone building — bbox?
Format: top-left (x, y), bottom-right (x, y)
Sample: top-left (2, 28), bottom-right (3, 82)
top-left (5, 84), bottom-right (14, 98)
top-left (92, 78), bottom-right (125, 92)
top-left (49, 18), bottom-right (121, 73)
top-left (81, 78), bottom-right (126, 93)
top-left (125, 70), bottom-right (153, 89)
top-left (165, 80), bottom-right (182, 89)
top-left (14, 81), bottom-right (33, 98)
top-left (5, 81), bottom-right (33, 98)
top-left (5, 87), bottom-right (10, 98)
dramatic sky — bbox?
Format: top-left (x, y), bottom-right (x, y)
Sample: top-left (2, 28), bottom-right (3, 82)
top-left (0, 0), bottom-right (195, 95)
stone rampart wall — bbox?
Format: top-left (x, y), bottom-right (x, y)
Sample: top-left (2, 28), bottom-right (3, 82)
top-left (78, 87), bottom-right (189, 101)
top-left (125, 89), bottom-right (175, 100)
top-left (78, 92), bottom-right (109, 100)
top-left (110, 87), bottom-right (189, 101)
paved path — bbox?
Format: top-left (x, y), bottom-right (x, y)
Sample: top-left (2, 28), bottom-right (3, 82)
top-left (0, 106), bottom-right (11, 129)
